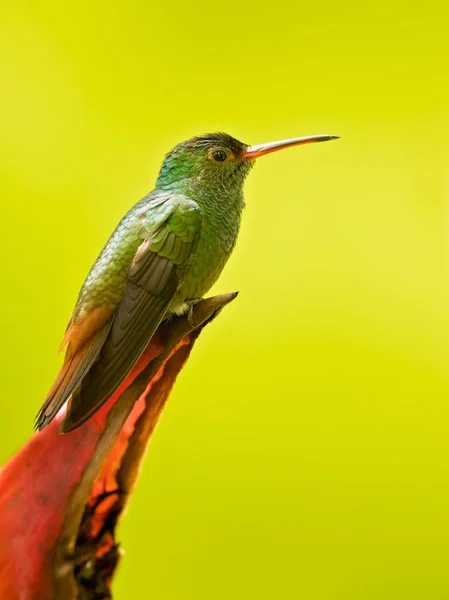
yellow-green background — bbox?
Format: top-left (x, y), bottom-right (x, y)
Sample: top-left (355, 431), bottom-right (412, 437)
top-left (1, 1), bottom-right (449, 598)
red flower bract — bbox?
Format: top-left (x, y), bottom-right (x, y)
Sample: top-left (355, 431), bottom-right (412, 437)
top-left (0, 293), bottom-right (236, 600)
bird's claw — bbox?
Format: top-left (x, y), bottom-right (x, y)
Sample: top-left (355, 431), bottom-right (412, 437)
top-left (186, 298), bottom-right (203, 328)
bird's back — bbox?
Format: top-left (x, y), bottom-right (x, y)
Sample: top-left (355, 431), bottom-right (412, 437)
top-left (73, 194), bottom-right (154, 321)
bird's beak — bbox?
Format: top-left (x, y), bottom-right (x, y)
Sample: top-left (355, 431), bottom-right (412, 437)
top-left (241, 134), bottom-right (339, 159)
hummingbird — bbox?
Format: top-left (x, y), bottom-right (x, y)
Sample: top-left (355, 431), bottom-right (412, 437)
top-left (36, 132), bottom-right (338, 433)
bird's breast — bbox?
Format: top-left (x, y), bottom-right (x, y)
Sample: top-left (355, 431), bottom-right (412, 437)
top-left (173, 202), bottom-right (242, 306)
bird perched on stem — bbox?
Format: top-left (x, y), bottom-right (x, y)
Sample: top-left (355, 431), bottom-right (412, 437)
top-left (36, 132), bottom-right (338, 433)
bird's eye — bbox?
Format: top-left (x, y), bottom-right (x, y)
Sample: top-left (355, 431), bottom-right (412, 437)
top-left (211, 149), bottom-right (228, 163)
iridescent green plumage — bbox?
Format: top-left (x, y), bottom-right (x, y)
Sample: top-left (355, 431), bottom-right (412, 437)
top-left (36, 131), bottom-right (337, 433)
top-left (37, 133), bottom-right (252, 432)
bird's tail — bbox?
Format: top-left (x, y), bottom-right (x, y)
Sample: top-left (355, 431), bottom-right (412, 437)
top-left (35, 322), bottom-right (112, 431)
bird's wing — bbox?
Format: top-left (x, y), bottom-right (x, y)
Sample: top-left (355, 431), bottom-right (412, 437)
top-left (60, 195), bottom-right (202, 433)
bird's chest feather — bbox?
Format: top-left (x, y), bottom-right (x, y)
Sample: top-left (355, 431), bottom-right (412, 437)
top-left (177, 201), bottom-right (242, 302)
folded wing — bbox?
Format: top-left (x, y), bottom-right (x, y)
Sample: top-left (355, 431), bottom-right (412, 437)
top-left (36, 194), bottom-right (202, 433)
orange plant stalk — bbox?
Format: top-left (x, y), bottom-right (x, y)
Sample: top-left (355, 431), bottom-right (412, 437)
top-left (0, 293), bottom-right (236, 600)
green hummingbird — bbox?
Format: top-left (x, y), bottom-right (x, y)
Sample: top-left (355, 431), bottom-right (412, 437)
top-left (36, 132), bottom-right (338, 433)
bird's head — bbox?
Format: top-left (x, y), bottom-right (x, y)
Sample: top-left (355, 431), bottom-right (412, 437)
top-left (156, 132), bottom-right (338, 196)
top-left (156, 133), bottom-right (251, 193)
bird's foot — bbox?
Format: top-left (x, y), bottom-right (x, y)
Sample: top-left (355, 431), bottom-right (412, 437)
top-left (186, 298), bottom-right (203, 328)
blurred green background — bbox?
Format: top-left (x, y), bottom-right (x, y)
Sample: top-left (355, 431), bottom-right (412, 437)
top-left (1, 0), bottom-right (449, 598)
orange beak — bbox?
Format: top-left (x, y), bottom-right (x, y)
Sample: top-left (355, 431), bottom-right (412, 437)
top-left (241, 134), bottom-right (339, 159)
